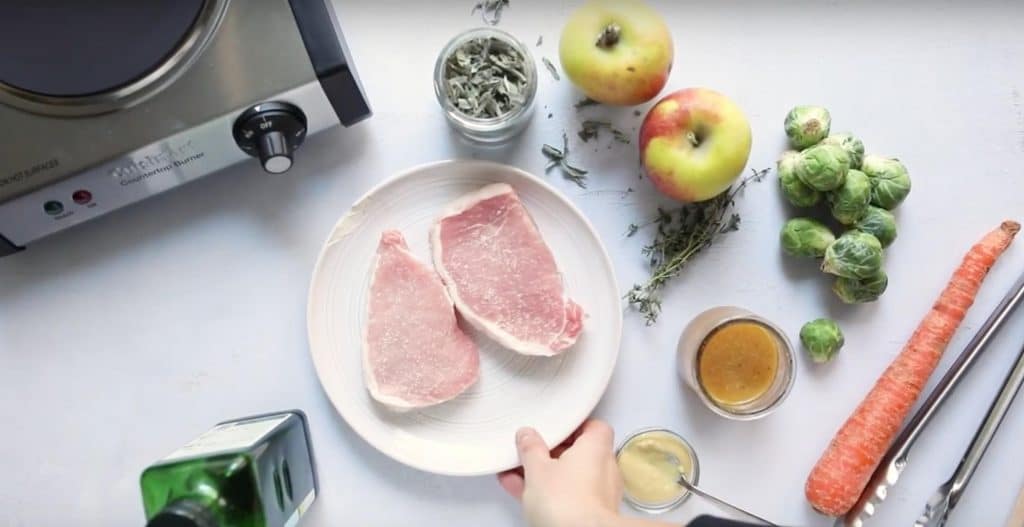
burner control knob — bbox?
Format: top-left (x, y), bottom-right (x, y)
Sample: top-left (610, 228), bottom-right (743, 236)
top-left (233, 102), bottom-right (307, 174)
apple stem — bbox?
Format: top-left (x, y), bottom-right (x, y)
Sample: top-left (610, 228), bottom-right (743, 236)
top-left (595, 24), bottom-right (621, 49)
top-left (686, 131), bottom-right (701, 147)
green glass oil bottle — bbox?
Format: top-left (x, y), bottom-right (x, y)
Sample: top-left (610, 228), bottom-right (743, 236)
top-left (140, 411), bottom-right (317, 527)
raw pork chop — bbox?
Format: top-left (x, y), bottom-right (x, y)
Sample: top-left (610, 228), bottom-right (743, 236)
top-left (431, 183), bottom-right (584, 356)
top-left (363, 230), bottom-right (479, 409)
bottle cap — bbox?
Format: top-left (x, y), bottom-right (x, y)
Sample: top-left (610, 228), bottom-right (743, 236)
top-left (146, 499), bottom-right (218, 527)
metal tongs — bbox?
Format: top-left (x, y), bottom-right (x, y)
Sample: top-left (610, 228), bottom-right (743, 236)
top-left (839, 270), bottom-right (1024, 526)
top-left (913, 340), bottom-right (1024, 526)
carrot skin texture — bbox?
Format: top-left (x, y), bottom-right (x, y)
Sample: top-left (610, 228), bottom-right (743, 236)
top-left (805, 220), bottom-right (1021, 516)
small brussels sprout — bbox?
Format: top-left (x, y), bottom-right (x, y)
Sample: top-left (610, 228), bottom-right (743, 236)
top-left (784, 106), bottom-right (831, 149)
top-left (820, 133), bottom-right (865, 169)
top-left (828, 169), bottom-right (872, 225)
top-left (780, 218), bottom-right (836, 258)
top-left (862, 155), bottom-right (911, 209)
top-left (800, 318), bottom-right (845, 363)
top-left (822, 230), bottom-right (883, 279)
top-left (855, 206), bottom-right (898, 248)
top-left (796, 144), bottom-right (850, 192)
top-left (833, 270), bottom-right (889, 304)
top-left (778, 151), bottom-right (822, 207)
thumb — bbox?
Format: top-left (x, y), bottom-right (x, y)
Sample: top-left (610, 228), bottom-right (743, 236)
top-left (515, 427), bottom-right (551, 472)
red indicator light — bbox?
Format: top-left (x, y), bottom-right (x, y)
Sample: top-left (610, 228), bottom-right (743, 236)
top-left (72, 190), bottom-right (92, 204)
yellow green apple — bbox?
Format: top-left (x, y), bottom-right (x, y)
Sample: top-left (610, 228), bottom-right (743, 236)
top-left (640, 88), bottom-right (752, 202)
top-left (559, 0), bottom-right (673, 106)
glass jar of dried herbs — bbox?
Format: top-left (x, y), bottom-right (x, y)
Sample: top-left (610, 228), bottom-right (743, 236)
top-left (434, 28), bottom-right (537, 143)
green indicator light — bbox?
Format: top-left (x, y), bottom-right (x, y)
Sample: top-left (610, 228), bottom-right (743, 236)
top-left (43, 200), bottom-right (64, 216)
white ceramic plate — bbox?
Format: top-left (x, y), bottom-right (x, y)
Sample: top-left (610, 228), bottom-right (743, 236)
top-left (307, 160), bottom-right (621, 476)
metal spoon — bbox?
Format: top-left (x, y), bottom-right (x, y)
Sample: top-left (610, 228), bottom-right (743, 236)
top-left (663, 452), bottom-right (780, 526)
top-left (913, 340), bottom-right (1024, 527)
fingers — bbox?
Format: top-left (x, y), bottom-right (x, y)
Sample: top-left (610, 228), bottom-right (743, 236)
top-left (572, 419), bottom-right (614, 453)
top-left (566, 424), bottom-right (586, 444)
top-left (496, 468), bottom-right (525, 500)
top-left (547, 424), bottom-right (585, 459)
top-left (514, 420), bottom-right (613, 469)
top-left (516, 427), bottom-right (551, 472)
top-left (550, 442), bottom-right (571, 460)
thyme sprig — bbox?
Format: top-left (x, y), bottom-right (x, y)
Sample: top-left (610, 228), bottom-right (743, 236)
top-left (626, 167), bottom-right (769, 324)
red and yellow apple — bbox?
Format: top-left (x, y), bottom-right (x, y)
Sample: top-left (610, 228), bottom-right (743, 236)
top-left (559, 0), bottom-right (673, 106)
top-left (640, 88), bottom-right (752, 202)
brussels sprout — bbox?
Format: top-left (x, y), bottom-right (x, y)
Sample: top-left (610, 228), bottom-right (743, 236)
top-left (796, 144), bottom-right (850, 192)
top-left (862, 155), bottom-right (911, 209)
top-left (784, 106), bottom-right (831, 149)
top-left (828, 169), bottom-right (871, 225)
top-left (778, 151), bottom-right (822, 207)
top-left (780, 218), bottom-right (836, 258)
top-left (820, 133), bottom-right (865, 169)
top-left (800, 318), bottom-right (845, 363)
top-left (822, 230), bottom-right (883, 279)
top-left (855, 206), bottom-right (898, 248)
top-left (833, 270), bottom-right (889, 304)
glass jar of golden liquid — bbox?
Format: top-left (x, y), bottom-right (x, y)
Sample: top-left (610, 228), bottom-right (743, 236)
top-left (677, 306), bottom-right (795, 420)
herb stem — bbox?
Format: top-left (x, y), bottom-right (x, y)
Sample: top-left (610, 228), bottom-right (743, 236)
top-left (627, 167), bottom-right (769, 324)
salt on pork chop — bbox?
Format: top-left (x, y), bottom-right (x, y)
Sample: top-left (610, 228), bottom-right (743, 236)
top-left (363, 230), bottom-right (480, 409)
top-left (431, 183), bottom-right (584, 356)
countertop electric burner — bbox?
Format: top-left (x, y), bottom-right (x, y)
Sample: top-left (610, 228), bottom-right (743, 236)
top-left (0, 0), bottom-right (371, 257)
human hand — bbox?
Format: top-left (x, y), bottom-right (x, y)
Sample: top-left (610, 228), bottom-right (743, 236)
top-left (498, 420), bottom-right (623, 527)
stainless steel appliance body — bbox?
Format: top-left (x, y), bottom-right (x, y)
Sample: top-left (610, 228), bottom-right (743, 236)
top-left (0, 0), bottom-right (371, 256)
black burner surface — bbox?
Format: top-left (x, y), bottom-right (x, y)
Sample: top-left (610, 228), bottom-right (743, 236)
top-left (0, 0), bottom-right (206, 97)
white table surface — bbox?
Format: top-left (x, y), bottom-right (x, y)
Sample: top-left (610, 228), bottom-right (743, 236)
top-left (3, 1), bottom-right (1024, 526)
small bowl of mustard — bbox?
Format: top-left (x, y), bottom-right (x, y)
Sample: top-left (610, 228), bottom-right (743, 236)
top-left (677, 306), bottom-right (796, 420)
top-left (615, 428), bottom-right (700, 514)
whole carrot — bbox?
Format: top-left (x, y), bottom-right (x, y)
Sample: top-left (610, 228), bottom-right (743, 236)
top-left (805, 220), bottom-right (1021, 516)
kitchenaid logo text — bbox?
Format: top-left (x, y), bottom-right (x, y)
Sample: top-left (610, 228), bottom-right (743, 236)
top-left (0, 158), bottom-right (60, 189)
top-left (110, 141), bottom-right (206, 186)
